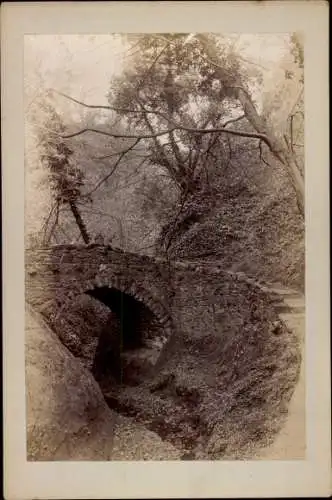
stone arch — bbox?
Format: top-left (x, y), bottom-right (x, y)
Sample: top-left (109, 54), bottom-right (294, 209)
top-left (78, 275), bottom-right (173, 385)
top-left (82, 276), bottom-right (173, 334)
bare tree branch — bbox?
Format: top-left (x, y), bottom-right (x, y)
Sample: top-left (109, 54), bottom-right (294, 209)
top-left (164, 183), bottom-right (191, 254)
top-left (259, 140), bottom-right (271, 168)
top-left (290, 115), bottom-right (294, 153)
top-left (201, 133), bottom-right (220, 174)
top-left (41, 201), bottom-right (58, 244)
top-left (288, 87), bottom-right (304, 117)
top-left (61, 126), bottom-right (175, 140)
top-left (53, 91), bottom-right (271, 147)
top-left (137, 41), bottom-right (171, 90)
top-left (91, 138), bottom-right (140, 160)
top-left (51, 88), bottom-right (168, 118)
top-left (46, 202), bottom-right (60, 245)
top-left (138, 106), bottom-right (182, 189)
top-left (61, 123), bottom-right (274, 149)
top-left (236, 54), bottom-right (269, 71)
top-left (83, 155), bottom-right (148, 198)
top-left (51, 89), bottom-right (116, 111)
top-left (222, 114), bottom-right (246, 127)
top-left (51, 40), bottom-right (171, 115)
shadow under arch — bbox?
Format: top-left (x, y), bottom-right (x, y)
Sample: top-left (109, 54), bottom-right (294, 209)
top-left (83, 282), bottom-right (173, 387)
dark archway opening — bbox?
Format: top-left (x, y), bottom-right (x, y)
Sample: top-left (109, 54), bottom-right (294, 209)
top-left (86, 286), bottom-right (167, 387)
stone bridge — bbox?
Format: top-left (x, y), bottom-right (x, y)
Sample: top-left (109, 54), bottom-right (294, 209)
top-left (26, 244), bottom-right (176, 340)
top-left (25, 243), bottom-right (274, 382)
top-left (25, 244), bottom-right (304, 460)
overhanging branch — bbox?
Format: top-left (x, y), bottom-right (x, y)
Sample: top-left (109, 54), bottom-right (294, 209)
top-left (91, 138), bottom-right (141, 160)
top-left (82, 154), bottom-right (148, 198)
top-left (52, 90), bottom-right (272, 148)
top-left (61, 123), bottom-right (273, 149)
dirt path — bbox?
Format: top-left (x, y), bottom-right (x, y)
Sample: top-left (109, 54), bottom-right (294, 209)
top-left (256, 287), bottom-right (305, 459)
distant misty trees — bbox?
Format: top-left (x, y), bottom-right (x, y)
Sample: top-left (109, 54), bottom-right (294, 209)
top-left (25, 33), bottom-right (304, 249)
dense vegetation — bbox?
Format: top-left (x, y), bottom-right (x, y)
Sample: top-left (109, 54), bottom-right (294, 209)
top-left (25, 33), bottom-right (304, 290)
top-left (25, 33), bottom-right (305, 459)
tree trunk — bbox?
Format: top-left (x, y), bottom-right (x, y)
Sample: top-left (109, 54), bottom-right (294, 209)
top-left (142, 112), bottom-right (189, 194)
top-left (236, 88), bottom-right (305, 217)
top-left (197, 34), bottom-right (305, 218)
top-left (274, 140), bottom-right (305, 216)
top-left (68, 199), bottom-right (90, 244)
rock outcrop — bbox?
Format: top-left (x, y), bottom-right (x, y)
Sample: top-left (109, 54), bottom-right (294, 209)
top-left (25, 304), bottom-right (181, 460)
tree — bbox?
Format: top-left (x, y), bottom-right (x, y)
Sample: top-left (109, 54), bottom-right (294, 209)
top-left (54, 33), bottom-right (305, 219)
top-left (289, 33), bottom-right (304, 80)
top-left (57, 35), bottom-right (244, 202)
top-left (107, 34), bottom-right (247, 200)
top-left (37, 96), bottom-right (91, 244)
top-left (195, 34), bottom-right (304, 216)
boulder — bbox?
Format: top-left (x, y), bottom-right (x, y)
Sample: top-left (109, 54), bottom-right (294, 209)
top-left (25, 304), bottom-right (181, 461)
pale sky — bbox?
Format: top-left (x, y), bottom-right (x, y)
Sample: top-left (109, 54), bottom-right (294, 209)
top-left (24, 33), bottom-right (295, 242)
top-left (24, 33), bottom-right (290, 113)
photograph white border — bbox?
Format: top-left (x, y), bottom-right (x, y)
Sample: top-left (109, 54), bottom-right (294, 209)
top-left (2, 1), bottom-right (330, 498)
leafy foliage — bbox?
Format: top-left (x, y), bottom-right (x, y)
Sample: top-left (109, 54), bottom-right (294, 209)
top-left (38, 101), bottom-right (83, 202)
top-left (107, 34), bottom-right (249, 197)
top-left (33, 95), bottom-right (91, 244)
top-left (25, 33), bottom-right (304, 284)
top-left (261, 34), bottom-right (304, 140)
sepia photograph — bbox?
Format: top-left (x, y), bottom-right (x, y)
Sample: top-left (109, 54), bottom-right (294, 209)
top-left (2, 1), bottom-right (330, 499)
top-left (24, 31), bottom-right (306, 461)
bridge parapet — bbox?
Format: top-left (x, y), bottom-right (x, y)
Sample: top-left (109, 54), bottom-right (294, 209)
top-left (26, 243), bottom-right (172, 300)
top-left (25, 244), bottom-right (176, 346)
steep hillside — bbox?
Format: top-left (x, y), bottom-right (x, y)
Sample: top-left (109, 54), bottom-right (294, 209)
top-left (161, 138), bottom-right (305, 292)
